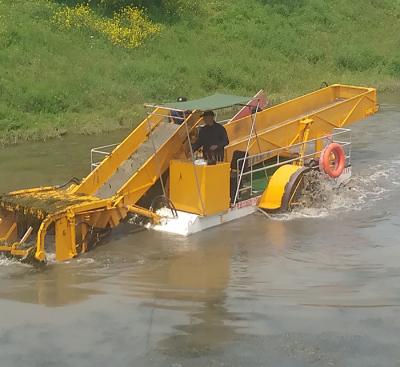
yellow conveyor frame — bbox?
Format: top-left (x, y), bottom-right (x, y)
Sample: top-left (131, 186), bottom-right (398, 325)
top-left (224, 84), bottom-right (377, 162)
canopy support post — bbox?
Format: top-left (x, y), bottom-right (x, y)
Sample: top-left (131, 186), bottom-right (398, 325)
top-left (233, 100), bottom-right (260, 206)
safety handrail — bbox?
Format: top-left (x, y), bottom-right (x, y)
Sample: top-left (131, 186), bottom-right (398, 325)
top-left (90, 143), bottom-right (119, 171)
top-left (235, 128), bottom-right (352, 198)
top-left (239, 128), bottom-right (351, 165)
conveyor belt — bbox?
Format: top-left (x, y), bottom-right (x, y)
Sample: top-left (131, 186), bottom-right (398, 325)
top-left (95, 122), bottom-right (179, 199)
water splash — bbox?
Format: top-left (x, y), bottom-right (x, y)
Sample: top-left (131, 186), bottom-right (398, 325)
top-left (268, 158), bottom-right (400, 220)
top-left (0, 256), bottom-right (19, 266)
top-left (0, 255), bottom-right (31, 267)
top-left (45, 253), bottom-right (95, 265)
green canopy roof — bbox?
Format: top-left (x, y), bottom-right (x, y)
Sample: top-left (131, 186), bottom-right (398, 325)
top-left (161, 93), bottom-right (252, 111)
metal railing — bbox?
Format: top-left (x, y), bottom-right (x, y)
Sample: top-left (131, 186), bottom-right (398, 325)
top-left (234, 128), bottom-right (352, 202)
top-left (90, 143), bottom-right (119, 171)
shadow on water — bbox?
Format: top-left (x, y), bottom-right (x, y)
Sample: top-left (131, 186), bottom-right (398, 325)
top-left (135, 243), bottom-right (240, 358)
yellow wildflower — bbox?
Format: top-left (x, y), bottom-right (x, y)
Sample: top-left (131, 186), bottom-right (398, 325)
top-left (52, 4), bottom-right (161, 49)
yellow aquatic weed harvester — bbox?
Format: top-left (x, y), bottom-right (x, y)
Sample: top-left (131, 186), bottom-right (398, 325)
top-left (0, 85), bottom-right (378, 263)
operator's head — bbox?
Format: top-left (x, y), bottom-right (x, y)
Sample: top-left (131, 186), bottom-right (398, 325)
top-left (202, 110), bottom-right (215, 126)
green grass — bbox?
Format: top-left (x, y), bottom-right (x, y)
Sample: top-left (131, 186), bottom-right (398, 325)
top-left (1, 0), bottom-right (400, 145)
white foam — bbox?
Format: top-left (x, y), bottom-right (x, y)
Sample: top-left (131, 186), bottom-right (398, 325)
top-left (0, 256), bottom-right (19, 266)
top-left (268, 158), bottom-right (400, 221)
top-left (76, 257), bottom-right (95, 264)
top-left (0, 255), bottom-right (31, 267)
top-left (45, 252), bottom-right (57, 263)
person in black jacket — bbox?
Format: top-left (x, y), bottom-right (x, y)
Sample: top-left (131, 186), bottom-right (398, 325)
top-left (192, 110), bottom-right (229, 162)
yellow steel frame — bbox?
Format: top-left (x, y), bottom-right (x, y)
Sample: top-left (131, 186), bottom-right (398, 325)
top-left (0, 190), bottom-right (161, 262)
top-left (224, 84), bottom-right (378, 162)
top-left (0, 110), bottom-right (202, 262)
top-left (73, 106), bottom-right (170, 196)
top-left (0, 84), bottom-right (378, 263)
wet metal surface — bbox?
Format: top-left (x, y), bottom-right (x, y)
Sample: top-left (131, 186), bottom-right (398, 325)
top-left (0, 96), bottom-right (400, 366)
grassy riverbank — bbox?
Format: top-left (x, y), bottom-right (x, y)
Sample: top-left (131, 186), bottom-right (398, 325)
top-left (1, 0), bottom-right (400, 144)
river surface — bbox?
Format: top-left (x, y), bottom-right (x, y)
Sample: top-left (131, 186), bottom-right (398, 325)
top-left (1, 95), bottom-right (400, 367)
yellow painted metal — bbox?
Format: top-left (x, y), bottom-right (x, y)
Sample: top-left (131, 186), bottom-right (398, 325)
top-left (0, 217), bottom-right (17, 243)
top-left (73, 107), bottom-right (169, 196)
top-left (126, 205), bottom-right (160, 223)
top-left (0, 108), bottom-right (200, 262)
top-left (170, 160), bottom-right (230, 216)
top-left (224, 84), bottom-right (378, 163)
top-left (55, 215), bottom-right (77, 261)
top-left (6, 186), bottom-right (56, 196)
top-left (35, 211), bottom-right (64, 262)
top-left (79, 222), bottom-right (89, 254)
top-left (118, 111), bottom-right (202, 204)
top-left (0, 243), bottom-right (29, 258)
top-left (0, 184), bottom-right (160, 261)
top-left (297, 118), bottom-right (312, 166)
top-left (0, 84), bottom-right (379, 262)
top-left (258, 164), bottom-right (303, 211)
top-left (73, 109), bottom-right (201, 199)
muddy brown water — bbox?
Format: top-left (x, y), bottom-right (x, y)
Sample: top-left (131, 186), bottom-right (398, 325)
top-left (1, 95), bottom-right (400, 366)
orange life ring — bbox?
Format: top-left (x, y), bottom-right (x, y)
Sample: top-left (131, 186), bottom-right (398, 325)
top-left (319, 143), bottom-right (346, 178)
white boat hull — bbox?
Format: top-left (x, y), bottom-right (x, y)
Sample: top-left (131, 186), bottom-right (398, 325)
top-left (152, 196), bottom-right (260, 236)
